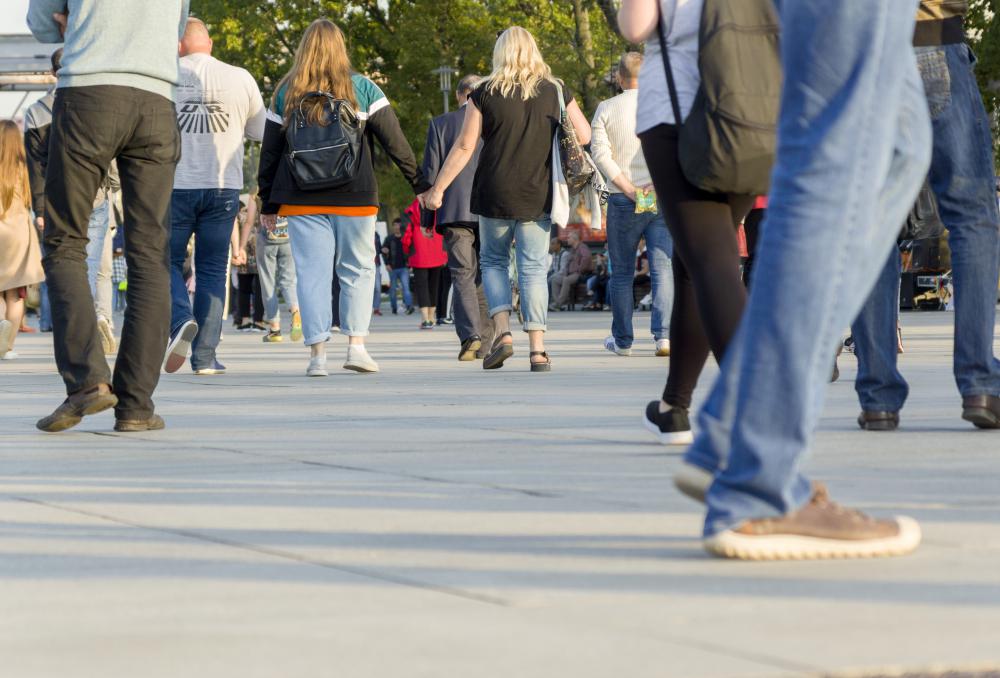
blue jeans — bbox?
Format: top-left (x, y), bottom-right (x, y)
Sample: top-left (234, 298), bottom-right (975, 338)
top-left (38, 281), bottom-right (52, 330)
top-left (685, 0), bottom-right (932, 536)
top-left (853, 43), bottom-right (1000, 410)
top-left (388, 267), bottom-right (413, 311)
top-left (606, 193), bottom-right (673, 347)
top-left (373, 267), bottom-right (382, 310)
top-left (852, 249), bottom-right (908, 412)
top-left (85, 199), bottom-right (110, 302)
top-left (479, 215), bottom-right (551, 331)
top-left (169, 188), bottom-right (240, 370)
top-left (287, 213), bottom-right (376, 343)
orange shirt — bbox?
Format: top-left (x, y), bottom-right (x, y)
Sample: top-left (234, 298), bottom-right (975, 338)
top-left (278, 205), bottom-right (379, 218)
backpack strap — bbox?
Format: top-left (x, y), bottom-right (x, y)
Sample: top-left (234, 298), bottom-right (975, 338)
top-left (656, 12), bottom-right (685, 127)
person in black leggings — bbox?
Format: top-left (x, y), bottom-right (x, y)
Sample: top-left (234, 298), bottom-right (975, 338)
top-left (639, 125), bottom-right (754, 443)
top-left (412, 265), bottom-right (444, 329)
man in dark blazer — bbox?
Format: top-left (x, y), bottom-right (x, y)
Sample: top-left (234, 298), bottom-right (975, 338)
top-left (421, 74), bottom-right (494, 361)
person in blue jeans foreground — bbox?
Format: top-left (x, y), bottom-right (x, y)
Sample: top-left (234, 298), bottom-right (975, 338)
top-left (165, 18), bottom-right (266, 376)
top-left (852, 1), bottom-right (1000, 432)
top-left (622, 0), bottom-right (930, 559)
top-left (591, 51), bottom-right (673, 359)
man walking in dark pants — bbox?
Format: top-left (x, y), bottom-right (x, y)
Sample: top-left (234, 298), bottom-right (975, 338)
top-left (381, 218), bottom-right (414, 315)
top-left (29, 0), bottom-right (190, 433)
top-left (421, 74), bottom-right (494, 361)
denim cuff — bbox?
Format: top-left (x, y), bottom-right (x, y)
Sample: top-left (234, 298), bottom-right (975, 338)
top-left (304, 331), bottom-right (331, 346)
top-left (488, 304), bottom-right (513, 317)
top-left (522, 322), bottom-right (547, 332)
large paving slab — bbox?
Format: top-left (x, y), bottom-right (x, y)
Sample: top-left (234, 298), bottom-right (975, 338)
top-left (1, 310), bottom-right (998, 678)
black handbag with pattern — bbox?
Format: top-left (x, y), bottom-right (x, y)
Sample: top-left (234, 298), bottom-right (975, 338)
top-left (554, 81), bottom-right (594, 197)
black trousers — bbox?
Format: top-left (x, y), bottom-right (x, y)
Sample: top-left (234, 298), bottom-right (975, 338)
top-left (638, 124), bottom-right (754, 409)
top-left (436, 264), bottom-right (452, 320)
top-left (413, 266), bottom-right (445, 309)
top-left (331, 273), bottom-right (341, 328)
top-left (237, 273), bottom-right (264, 323)
top-left (43, 85), bottom-right (179, 420)
top-left (442, 225), bottom-right (494, 343)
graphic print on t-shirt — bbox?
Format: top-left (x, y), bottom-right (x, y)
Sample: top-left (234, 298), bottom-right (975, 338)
top-left (177, 97), bottom-right (230, 134)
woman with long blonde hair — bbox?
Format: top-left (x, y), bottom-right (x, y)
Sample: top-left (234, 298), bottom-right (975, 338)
top-left (258, 18), bottom-right (427, 376)
top-left (0, 119), bottom-right (45, 360)
top-left (419, 27), bottom-right (592, 372)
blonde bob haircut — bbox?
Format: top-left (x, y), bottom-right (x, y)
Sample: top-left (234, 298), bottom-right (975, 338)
top-left (486, 26), bottom-right (553, 100)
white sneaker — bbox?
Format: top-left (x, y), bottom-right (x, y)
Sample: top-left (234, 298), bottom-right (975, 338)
top-left (639, 293), bottom-right (653, 307)
top-left (97, 315), bottom-right (117, 355)
top-left (2, 350), bottom-right (18, 361)
top-left (164, 320), bottom-right (198, 373)
top-left (603, 335), bottom-right (631, 357)
top-left (655, 339), bottom-right (671, 357)
top-left (331, 325), bottom-right (341, 334)
top-left (306, 355), bottom-right (328, 377)
top-left (343, 345), bottom-right (379, 373)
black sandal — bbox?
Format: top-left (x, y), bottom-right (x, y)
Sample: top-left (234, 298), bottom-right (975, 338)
top-left (530, 351), bottom-right (551, 373)
top-left (483, 332), bottom-right (514, 370)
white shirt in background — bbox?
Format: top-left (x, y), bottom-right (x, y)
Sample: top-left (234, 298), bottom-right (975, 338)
top-left (636, 0), bottom-right (704, 135)
top-left (174, 52), bottom-right (266, 190)
top-left (591, 88), bottom-right (652, 192)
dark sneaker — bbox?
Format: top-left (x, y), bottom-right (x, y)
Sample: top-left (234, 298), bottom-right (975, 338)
top-left (705, 483), bottom-right (921, 560)
top-left (858, 410), bottom-right (900, 431)
top-left (962, 395), bottom-right (1000, 429)
top-left (235, 322), bottom-right (253, 332)
top-left (420, 321), bottom-right (434, 330)
top-left (674, 462), bottom-right (715, 503)
top-left (164, 320), bottom-right (198, 374)
top-left (115, 414), bottom-right (166, 433)
top-left (405, 306), bottom-right (415, 315)
top-left (193, 361), bottom-right (227, 376)
top-left (262, 330), bottom-right (284, 343)
top-left (642, 401), bottom-right (694, 445)
top-left (458, 335), bottom-right (482, 362)
top-left (37, 383), bottom-right (118, 433)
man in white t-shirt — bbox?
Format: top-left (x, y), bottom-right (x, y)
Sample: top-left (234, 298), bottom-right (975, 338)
top-left (165, 17), bottom-right (266, 375)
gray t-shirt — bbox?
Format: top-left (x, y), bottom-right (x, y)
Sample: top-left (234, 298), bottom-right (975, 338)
top-left (636, 0), bottom-right (703, 135)
top-left (174, 53), bottom-right (266, 190)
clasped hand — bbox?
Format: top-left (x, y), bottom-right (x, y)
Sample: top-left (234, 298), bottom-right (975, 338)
top-left (417, 187), bottom-right (444, 211)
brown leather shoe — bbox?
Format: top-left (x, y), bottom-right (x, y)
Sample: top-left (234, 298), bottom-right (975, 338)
top-left (36, 384), bottom-right (118, 433)
top-left (858, 410), bottom-right (900, 431)
top-left (705, 483), bottom-right (921, 560)
top-left (114, 414), bottom-right (166, 433)
top-left (962, 395), bottom-right (1000, 429)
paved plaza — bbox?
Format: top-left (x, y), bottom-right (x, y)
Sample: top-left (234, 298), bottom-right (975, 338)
top-left (1, 310), bottom-right (998, 677)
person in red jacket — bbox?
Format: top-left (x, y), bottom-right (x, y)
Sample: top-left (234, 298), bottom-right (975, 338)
top-left (402, 200), bottom-right (448, 329)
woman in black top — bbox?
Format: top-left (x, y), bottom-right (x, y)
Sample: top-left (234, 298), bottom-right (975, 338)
top-left (418, 27), bottom-right (591, 372)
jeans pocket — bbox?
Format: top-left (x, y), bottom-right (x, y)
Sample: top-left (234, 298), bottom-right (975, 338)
top-left (917, 48), bottom-right (951, 119)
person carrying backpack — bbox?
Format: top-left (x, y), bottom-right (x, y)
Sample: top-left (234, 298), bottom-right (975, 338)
top-left (258, 18), bottom-right (428, 377)
top-left (624, 0), bottom-right (760, 446)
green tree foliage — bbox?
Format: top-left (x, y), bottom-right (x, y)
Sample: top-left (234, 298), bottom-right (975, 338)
top-left (191, 0), bottom-right (627, 212)
top-left (968, 0), bottom-right (1000, 170)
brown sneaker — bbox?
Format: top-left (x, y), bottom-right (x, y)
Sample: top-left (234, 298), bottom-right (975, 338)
top-left (114, 414), bottom-right (166, 433)
top-left (704, 483), bottom-right (921, 560)
top-left (37, 384), bottom-right (118, 433)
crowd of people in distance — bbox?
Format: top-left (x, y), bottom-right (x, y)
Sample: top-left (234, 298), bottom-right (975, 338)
top-left (1, 0), bottom-right (998, 561)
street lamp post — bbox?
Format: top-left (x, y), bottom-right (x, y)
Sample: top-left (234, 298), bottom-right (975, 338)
top-left (432, 65), bottom-right (459, 114)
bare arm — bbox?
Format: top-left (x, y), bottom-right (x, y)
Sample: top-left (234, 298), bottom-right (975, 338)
top-left (418, 103), bottom-right (481, 210)
top-left (567, 99), bottom-right (591, 146)
top-left (618, 0), bottom-right (670, 45)
top-left (239, 198), bottom-right (258, 251)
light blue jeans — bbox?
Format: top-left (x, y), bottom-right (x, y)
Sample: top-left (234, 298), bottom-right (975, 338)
top-left (479, 215), bottom-right (551, 331)
top-left (85, 198), bottom-right (112, 320)
top-left (287, 213), bottom-right (376, 344)
top-left (685, 0), bottom-right (932, 536)
top-left (606, 193), bottom-right (673, 347)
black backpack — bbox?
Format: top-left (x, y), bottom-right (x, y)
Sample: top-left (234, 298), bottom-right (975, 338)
top-left (284, 91), bottom-right (365, 191)
top-left (658, 0), bottom-right (781, 195)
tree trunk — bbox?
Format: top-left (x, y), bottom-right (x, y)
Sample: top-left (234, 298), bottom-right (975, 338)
top-left (571, 0), bottom-right (599, 111)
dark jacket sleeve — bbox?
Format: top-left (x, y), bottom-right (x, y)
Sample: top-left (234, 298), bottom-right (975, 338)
top-left (369, 106), bottom-right (430, 194)
top-left (257, 114), bottom-right (285, 215)
top-left (24, 123), bottom-right (49, 217)
top-left (421, 118), bottom-right (442, 185)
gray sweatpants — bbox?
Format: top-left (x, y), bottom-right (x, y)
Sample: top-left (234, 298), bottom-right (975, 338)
top-left (256, 236), bottom-right (298, 323)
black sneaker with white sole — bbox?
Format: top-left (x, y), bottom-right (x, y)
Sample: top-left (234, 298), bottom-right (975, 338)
top-left (643, 401), bottom-right (694, 445)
